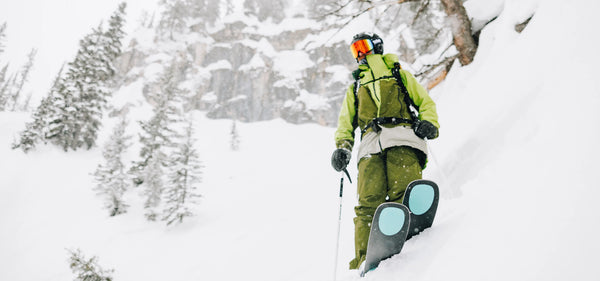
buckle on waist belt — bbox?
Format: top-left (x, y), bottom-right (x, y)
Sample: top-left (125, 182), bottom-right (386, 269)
top-left (361, 117), bottom-right (414, 135)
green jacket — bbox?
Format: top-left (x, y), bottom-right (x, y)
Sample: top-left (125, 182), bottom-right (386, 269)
top-left (334, 53), bottom-right (439, 156)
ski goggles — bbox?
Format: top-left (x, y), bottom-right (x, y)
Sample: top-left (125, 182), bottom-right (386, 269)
top-left (350, 39), bottom-right (374, 59)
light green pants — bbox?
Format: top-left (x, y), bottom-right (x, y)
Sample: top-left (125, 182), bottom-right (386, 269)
top-left (349, 146), bottom-right (423, 269)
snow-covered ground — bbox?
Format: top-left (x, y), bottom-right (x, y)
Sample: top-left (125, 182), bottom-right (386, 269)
top-left (2, 0), bottom-right (600, 280)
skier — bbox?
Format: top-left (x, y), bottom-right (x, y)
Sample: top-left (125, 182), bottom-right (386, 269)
top-left (331, 32), bottom-right (440, 270)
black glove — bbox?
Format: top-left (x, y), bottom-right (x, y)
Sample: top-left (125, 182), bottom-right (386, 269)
top-left (413, 120), bottom-right (438, 139)
top-left (331, 148), bottom-right (351, 172)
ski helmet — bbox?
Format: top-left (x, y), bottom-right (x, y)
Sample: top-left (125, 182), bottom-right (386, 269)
top-left (350, 32), bottom-right (384, 58)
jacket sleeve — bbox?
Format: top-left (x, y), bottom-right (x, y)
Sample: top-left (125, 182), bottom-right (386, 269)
top-left (401, 69), bottom-right (440, 129)
top-left (334, 84), bottom-right (358, 150)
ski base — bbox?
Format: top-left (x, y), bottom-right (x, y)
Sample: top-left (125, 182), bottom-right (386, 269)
top-left (360, 179), bottom-right (439, 277)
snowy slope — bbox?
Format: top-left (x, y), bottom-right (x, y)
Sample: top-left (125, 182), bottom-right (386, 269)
top-left (2, 0), bottom-right (600, 280)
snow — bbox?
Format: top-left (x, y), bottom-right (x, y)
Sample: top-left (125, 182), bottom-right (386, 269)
top-left (243, 17), bottom-right (320, 37)
top-left (285, 90), bottom-right (331, 111)
top-left (273, 50), bottom-right (314, 79)
top-left (239, 54), bottom-right (267, 72)
top-left (326, 65), bottom-right (353, 84)
top-left (2, 0), bottom-right (600, 281)
top-left (206, 60), bottom-right (233, 71)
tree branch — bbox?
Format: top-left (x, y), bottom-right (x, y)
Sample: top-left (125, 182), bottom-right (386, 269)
top-left (319, 0), bottom-right (420, 19)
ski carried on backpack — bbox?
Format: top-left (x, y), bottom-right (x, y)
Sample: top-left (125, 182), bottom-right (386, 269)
top-left (360, 179), bottom-right (439, 277)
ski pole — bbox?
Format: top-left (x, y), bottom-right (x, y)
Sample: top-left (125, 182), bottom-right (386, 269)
top-left (427, 144), bottom-right (447, 182)
top-left (333, 173), bottom-right (345, 281)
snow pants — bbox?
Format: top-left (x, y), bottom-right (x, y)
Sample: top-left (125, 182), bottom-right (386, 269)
top-left (349, 146), bottom-right (423, 270)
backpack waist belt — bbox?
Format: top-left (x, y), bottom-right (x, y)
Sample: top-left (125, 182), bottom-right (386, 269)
top-left (361, 117), bottom-right (414, 135)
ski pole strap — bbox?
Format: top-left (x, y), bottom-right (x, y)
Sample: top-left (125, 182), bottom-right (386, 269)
top-left (343, 168), bottom-right (352, 184)
top-left (361, 117), bottom-right (414, 135)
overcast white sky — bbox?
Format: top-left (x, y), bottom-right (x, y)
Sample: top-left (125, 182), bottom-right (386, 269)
top-left (0, 0), bottom-right (159, 106)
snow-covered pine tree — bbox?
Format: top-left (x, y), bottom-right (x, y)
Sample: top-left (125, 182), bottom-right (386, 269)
top-left (46, 48), bottom-right (91, 151)
top-left (45, 70), bottom-right (81, 151)
top-left (230, 119), bottom-right (240, 151)
top-left (7, 48), bottom-right (36, 111)
top-left (162, 116), bottom-right (203, 225)
top-left (45, 3), bottom-right (127, 151)
top-left (0, 25), bottom-right (36, 112)
top-left (186, 0), bottom-right (220, 26)
top-left (104, 3), bottom-right (126, 69)
top-left (0, 23), bottom-right (7, 111)
top-left (67, 249), bottom-right (114, 281)
top-left (130, 60), bottom-right (186, 220)
top-left (12, 93), bottom-right (55, 152)
top-left (76, 26), bottom-right (109, 150)
top-left (158, 0), bottom-right (189, 39)
top-left (12, 64), bottom-right (65, 152)
top-left (93, 115), bottom-right (132, 216)
top-left (0, 22), bottom-right (5, 55)
top-left (0, 65), bottom-right (7, 89)
top-left (141, 148), bottom-right (167, 221)
top-left (158, 0), bottom-right (220, 39)
top-left (0, 69), bottom-right (13, 111)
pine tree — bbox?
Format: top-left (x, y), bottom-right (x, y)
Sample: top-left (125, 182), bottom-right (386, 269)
top-left (0, 23), bottom-right (7, 107)
top-left (0, 22), bottom-right (5, 55)
top-left (72, 24), bottom-right (111, 149)
top-left (0, 24), bottom-right (9, 110)
top-left (0, 70), bottom-right (13, 111)
top-left (141, 148), bottom-right (167, 221)
top-left (93, 115), bottom-right (132, 216)
top-left (104, 3), bottom-right (127, 69)
top-left (162, 117), bottom-right (202, 225)
top-left (158, 0), bottom-right (189, 39)
top-left (12, 64), bottom-right (64, 152)
top-left (230, 119), bottom-right (240, 151)
top-left (46, 74), bottom-right (81, 151)
top-left (158, 0), bottom-right (221, 39)
top-left (0, 64), bottom-right (8, 89)
top-left (130, 61), bottom-right (185, 220)
top-left (8, 48), bottom-right (36, 111)
top-left (12, 93), bottom-right (55, 152)
top-left (0, 25), bottom-right (37, 112)
top-left (45, 3), bottom-right (127, 151)
top-left (187, 0), bottom-right (220, 25)
top-left (67, 249), bottom-right (114, 281)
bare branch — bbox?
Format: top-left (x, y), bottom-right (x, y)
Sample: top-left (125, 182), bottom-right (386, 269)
top-left (316, 0), bottom-right (421, 46)
top-left (319, 0), bottom-right (420, 19)
top-left (411, 0), bottom-right (430, 26)
top-left (318, 0), bottom-right (356, 19)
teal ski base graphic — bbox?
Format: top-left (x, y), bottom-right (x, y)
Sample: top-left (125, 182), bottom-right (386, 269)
top-left (361, 203), bottom-right (410, 276)
top-left (403, 180), bottom-right (439, 240)
top-left (360, 179), bottom-right (439, 277)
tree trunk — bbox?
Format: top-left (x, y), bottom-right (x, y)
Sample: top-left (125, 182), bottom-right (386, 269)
top-left (440, 0), bottom-right (477, 65)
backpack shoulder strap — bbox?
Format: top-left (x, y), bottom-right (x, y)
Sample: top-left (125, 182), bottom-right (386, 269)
top-left (391, 62), bottom-right (419, 121)
top-left (352, 76), bottom-right (360, 127)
